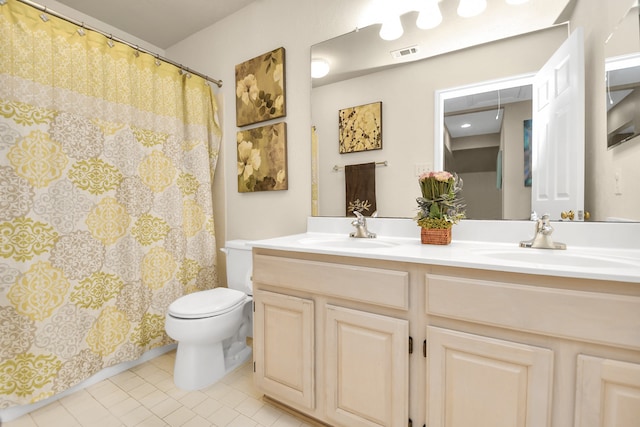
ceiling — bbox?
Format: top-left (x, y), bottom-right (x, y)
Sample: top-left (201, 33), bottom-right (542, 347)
top-left (445, 85), bottom-right (532, 138)
top-left (54, 0), bottom-right (257, 49)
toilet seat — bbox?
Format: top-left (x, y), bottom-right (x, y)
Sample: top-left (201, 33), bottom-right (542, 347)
top-left (168, 288), bottom-right (247, 319)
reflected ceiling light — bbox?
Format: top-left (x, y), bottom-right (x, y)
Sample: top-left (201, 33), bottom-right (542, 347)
top-left (416, 0), bottom-right (443, 30)
top-left (457, 0), bottom-right (487, 18)
top-left (379, 15), bottom-right (404, 41)
top-left (311, 59), bottom-right (330, 78)
top-left (461, 123), bottom-right (471, 128)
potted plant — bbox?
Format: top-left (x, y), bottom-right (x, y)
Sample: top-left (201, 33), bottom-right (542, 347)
top-left (415, 171), bottom-right (466, 245)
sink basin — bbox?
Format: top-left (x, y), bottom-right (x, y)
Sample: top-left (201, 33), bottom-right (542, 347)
top-left (297, 236), bottom-right (399, 250)
top-left (475, 250), bottom-right (640, 269)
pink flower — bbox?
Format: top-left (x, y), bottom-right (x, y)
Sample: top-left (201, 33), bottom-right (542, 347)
top-left (418, 170), bottom-right (452, 182)
top-left (433, 171), bottom-right (452, 181)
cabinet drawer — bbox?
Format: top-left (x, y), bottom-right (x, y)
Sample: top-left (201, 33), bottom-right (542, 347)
top-left (426, 273), bottom-right (640, 350)
top-left (254, 254), bottom-right (409, 310)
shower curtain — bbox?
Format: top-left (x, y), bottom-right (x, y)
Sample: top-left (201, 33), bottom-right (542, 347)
top-left (0, 0), bottom-right (221, 409)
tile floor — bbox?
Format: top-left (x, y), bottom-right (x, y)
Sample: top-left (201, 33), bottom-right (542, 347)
top-left (3, 350), bottom-right (314, 427)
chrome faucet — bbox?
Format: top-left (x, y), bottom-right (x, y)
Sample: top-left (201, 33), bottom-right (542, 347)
top-left (349, 211), bottom-right (377, 238)
top-left (520, 214), bottom-right (566, 249)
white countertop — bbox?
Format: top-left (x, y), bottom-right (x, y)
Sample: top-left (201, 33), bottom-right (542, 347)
top-left (250, 218), bottom-right (640, 284)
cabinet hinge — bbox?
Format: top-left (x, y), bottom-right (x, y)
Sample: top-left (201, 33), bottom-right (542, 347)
top-left (409, 336), bottom-right (413, 354)
top-left (253, 361), bottom-right (256, 372)
top-left (423, 339), bottom-right (427, 358)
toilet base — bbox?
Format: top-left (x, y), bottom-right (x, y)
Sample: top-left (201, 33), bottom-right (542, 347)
top-left (173, 340), bottom-right (252, 390)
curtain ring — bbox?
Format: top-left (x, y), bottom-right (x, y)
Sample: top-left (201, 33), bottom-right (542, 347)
top-left (107, 35), bottom-right (114, 48)
top-left (155, 55), bottom-right (161, 67)
top-left (40, 6), bottom-right (49, 22)
top-left (134, 45), bottom-right (140, 57)
top-left (77, 23), bottom-right (86, 36)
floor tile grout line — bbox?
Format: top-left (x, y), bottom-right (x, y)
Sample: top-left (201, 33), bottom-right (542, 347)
top-left (3, 351), bottom-right (311, 427)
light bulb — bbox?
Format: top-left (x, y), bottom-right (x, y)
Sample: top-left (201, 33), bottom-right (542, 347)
top-left (457, 0), bottom-right (487, 18)
top-left (416, 0), bottom-right (443, 30)
top-left (379, 15), bottom-right (403, 41)
top-left (311, 59), bottom-right (330, 79)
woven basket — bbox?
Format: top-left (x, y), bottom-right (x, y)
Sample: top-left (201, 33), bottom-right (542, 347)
top-left (420, 227), bottom-right (452, 245)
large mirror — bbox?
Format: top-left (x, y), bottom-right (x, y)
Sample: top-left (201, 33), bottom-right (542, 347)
top-left (605, 3), bottom-right (640, 148)
top-left (311, 0), bottom-right (640, 222)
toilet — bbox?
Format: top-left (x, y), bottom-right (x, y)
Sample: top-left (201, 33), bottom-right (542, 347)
top-left (165, 240), bottom-right (253, 390)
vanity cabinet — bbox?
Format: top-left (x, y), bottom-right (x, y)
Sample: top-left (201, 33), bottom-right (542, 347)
top-left (252, 246), bottom-right (640, 427)
top-left (252, 250), bottom-right (413, 427)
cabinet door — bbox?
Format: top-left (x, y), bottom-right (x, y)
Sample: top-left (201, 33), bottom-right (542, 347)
top-left (253, 290), bottom-right (315, 410)
top-left (427, 326), bottom-right (553, 427)
top-left (325, 304), bottom-right (409, 427)
top-left (575, 355), bottom-right (640, 427)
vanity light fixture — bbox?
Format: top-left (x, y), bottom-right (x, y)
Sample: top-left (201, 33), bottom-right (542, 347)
top-left (375, 0), bottom-right (522, 41)
top-left (457, 0), bottom-right (487, 18)
top-left (416, 0), bottom-right (443, 30)
top-left (379, 14), bottom-right (404, 41)
top-left (311, 59), bottom-right (330, 78)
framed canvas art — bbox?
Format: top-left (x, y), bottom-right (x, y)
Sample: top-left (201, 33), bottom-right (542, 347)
top-left (338, 101), bottom-right (382, 154)
top-left (235, 47), bottom-right (286, 127)
top-left (237, 122), bottom-right (288, 192)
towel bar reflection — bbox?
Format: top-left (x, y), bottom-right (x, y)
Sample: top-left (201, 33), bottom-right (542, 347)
top-left (333, 160), bottom-right (388, 171)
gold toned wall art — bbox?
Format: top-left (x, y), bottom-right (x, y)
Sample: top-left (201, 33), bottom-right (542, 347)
top-left (338, 101), bottom-right (382, 153)
top-left (237, 122), bottom-right (288, 192)
top-left (235, 47), bottom-right (286, 127)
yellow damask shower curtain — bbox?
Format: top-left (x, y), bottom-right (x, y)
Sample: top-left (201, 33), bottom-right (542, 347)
top-left (0, 0), bottom-right (221, 408)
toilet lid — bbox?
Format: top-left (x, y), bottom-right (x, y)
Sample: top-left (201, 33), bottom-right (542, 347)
top-left (168, 288), bottom-right (246, 319)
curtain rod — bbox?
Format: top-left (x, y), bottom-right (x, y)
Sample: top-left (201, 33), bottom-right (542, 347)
top-left (11, 0), bottom-right (222, 87)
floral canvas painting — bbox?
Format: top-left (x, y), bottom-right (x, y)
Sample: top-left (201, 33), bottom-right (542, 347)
top-left (339, 101), bottom-right (382, 153)
top-left (237, 122), bottom-right (288, 192)
top-left (235, 47), bottom-right (286, 127)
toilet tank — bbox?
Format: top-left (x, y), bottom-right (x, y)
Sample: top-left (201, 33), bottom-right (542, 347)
top-left (222, 240), bottom-right (253, 295)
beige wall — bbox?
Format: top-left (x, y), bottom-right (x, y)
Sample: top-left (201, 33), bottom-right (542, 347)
top-left (167, 0), bottom-right (376, 244)
top-left (502, 100), bottom-right (533, 220)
